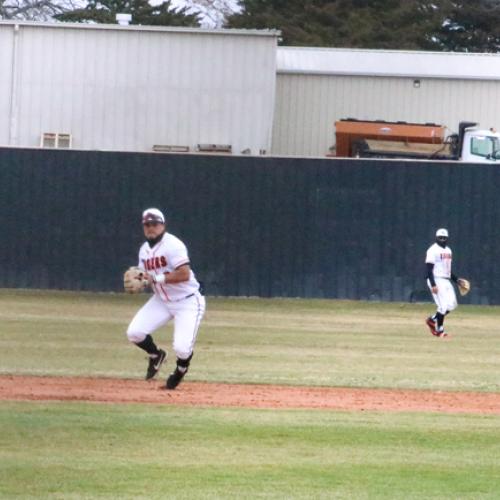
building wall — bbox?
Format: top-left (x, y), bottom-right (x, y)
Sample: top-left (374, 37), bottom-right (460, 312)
top-left (5, 24), bottom-right (500, 159)
top-left (272, 73), bottom-right (500, 157)
top-left (0, 27), bottom-right (14, 145)
top-left (0, 22), bottom-right (277, 155)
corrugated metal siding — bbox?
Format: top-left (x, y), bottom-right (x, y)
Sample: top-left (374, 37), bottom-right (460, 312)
top-left (1, 147), bottom-right (499, 305)
top-left (1, 23), bottom-right (277, 154)
top-left (0, 27), bottom-right (13, 145)
top-left (272, 73), bottom-right (500, 157)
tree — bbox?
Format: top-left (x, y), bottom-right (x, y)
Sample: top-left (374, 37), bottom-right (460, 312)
top-left (0, 0), bottom-right (79, 20)
top-left (225, 0), bottom-right (500, 52)
top-left (55, 0), bottom-right (201, 27)
top-left (433, 0), bottom-right (500, 52)
top-left (225, 0), bottom-right (442, 49)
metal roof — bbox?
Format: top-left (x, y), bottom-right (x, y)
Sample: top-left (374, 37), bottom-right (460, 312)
top-left (277, 46), bottom-right (500, 80)
top-left (0, 20), bottom-right (280, 37)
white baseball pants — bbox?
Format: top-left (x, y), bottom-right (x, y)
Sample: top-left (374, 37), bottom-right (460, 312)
top-left (427, 277), bottom-right (457, 315)
top-left (127, 292), bottom-right (205, 359)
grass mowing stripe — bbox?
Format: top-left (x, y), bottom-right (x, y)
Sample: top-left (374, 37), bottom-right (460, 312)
top-left (0, 402), bottom-right (499, 499)
top-left (1, 290), bottom-right (499, 391)
top-left (1, 291), bottom-right (498, 498)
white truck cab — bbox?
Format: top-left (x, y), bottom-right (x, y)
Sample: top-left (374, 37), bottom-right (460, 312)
top-left (460, 127), bottom-right (500, 163)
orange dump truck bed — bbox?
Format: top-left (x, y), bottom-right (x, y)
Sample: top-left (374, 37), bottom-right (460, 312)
top-left (335, 119), bottom-right (446, 157)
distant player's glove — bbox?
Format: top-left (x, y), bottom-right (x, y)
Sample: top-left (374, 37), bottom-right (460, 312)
top-left (457, 278), bottom-right (471, 296)
top-left (123, 267), bottom-right (149, 294)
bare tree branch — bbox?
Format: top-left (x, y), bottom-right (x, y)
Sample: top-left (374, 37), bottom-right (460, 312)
top-left (0, 0), bottom-right (233, 24)
top-left (0, 0), bottom-right (83, 21)
top-left (180, 0), bottom-right (239, 27)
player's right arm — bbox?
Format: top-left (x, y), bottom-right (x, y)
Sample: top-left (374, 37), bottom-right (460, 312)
top-left (425, 247), bottom-right (438, 293)
top-left (137, 248), bottom-right (159, 288)
top-left (426, 263), bottom-right (437, 293)
top-left (136, 246), bottom-right (150, 283)
top-left (137, 249), bottom-right (146, 271)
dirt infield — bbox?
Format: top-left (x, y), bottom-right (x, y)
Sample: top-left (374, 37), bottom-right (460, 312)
top-left (1, 375), bottom-right (499, 414)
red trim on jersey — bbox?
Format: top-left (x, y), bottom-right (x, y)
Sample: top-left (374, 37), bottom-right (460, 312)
top-left (173, 258), bottom-right (190, 270)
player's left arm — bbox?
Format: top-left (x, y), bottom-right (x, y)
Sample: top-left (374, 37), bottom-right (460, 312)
top-left (146, 263), bottom-right (191, 285)
top-left (165, 263), bottom-right (191, 283)
top-left (450, 273), bottom-right (458, 283)
top-left (150, 237), bottom-right (191, 285)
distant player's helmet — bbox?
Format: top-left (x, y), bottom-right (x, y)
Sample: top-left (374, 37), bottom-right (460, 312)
top-left (435, 228), bottom-right (449, 247)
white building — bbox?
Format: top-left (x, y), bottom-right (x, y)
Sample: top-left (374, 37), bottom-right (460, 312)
top-left (3, 21), bottom-right (500, 158)
top-left (273, 46), bottom-right (500, 157)
top-left (0, 21), bottom-right (278, 155)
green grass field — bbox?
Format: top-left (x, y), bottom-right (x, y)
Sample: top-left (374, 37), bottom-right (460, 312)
top-left (0, 289), bottom-right (499, 499)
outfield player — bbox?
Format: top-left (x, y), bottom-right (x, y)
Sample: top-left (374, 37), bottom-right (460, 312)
top-left (126, 208), bottom-right (205, 389)
top-left (425, 228), bottom-right (460, 338)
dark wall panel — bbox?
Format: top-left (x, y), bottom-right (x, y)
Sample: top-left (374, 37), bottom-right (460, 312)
top-left (0, 148), bottom-right (498, 304)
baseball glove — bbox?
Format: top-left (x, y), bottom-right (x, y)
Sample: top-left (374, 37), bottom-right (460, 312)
top-left (123, 267), bottom-right (149, 294)
top-left (457, 278), bottom-right (471, 296)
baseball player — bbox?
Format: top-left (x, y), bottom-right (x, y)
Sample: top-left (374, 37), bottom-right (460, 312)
top-left (425, 228), bottom-right (460, 338)
top-left (126, 208), bottom-right (205, 389)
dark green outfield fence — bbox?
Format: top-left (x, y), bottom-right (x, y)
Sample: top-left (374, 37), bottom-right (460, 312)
top-left (1, 147), bottom-right (499, 304)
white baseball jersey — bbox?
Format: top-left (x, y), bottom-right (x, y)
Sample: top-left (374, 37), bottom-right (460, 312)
top-left (138, 232), bottom-right (200, 302)
top-left (425, 243), bottom-right (452, 278)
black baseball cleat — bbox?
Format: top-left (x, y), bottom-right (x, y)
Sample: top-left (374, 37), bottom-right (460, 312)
top-left (145, 349), bottom-right (167, 380)
top-left (165, 368), bottom-right (187, 390)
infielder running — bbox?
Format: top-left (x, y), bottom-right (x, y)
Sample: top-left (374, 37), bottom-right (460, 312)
top-left (425, 228), bottom-right (462, 338)
top-left (126, 208), bottom-right (205, 389)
